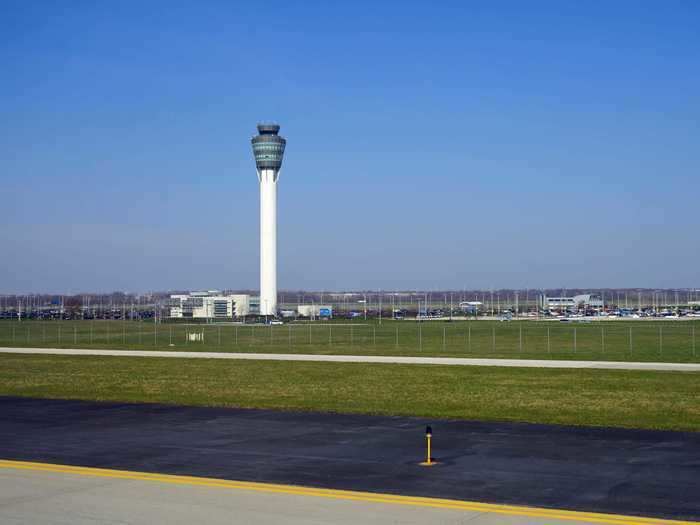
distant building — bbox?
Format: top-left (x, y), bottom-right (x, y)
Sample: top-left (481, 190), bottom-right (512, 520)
top-left (167, 291), bottom-right (254, 319)
top-left (544, 294), bottom-right (603, 310)
top-left (459, 301), bottom-right (482, 314)
top-left (297, 304), bottom-right (333, 318)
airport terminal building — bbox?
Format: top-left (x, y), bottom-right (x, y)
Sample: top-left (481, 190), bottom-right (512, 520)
top-left (167, 291), bottom-right (254, 319)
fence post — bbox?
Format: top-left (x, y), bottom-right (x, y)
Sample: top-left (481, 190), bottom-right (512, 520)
top-left (90, 322), bottom-right (93, 345)
top-left (693, 325), bottom-right (696, 358)
top-left (74, 326), bottom-right (77, 345)
top-left (395, 326), bottom-right (399, 348)
top-left (170, 326), bottom-right (173, 346)
top-left (419, 322), bottom-right (422, 351)
top-left (519, 324), bottom-right (523, 352)
top-left (601, 325), bottom-right (605, 353)
top-left (492, 325), bottom-right (495, 352)
top-left (43, 323), bottom-right (46, 343)
top-left (329, 325), bottom-right (332, 345)
top-left (235, 326), bottom-right (238, 345)
top-left (442, 326), bottom-right (446, 351)
top-left (573, 327), bottom-right (577, 353)
top-left (373, 326), bottom-right (376, 347)
top-left (659, 326), bottom-right (663, 356)
top-left (547, 325), bottom-right (551, 354)
top-left (629, 327), bottom-right (632, 354)
top-left (58, 325), bottom-right (61, 344)
top-left (467, 323), bottom-right (471, 352)
top-left (350, 324), bottom-right (353, 347)
top-left (288, 324), bottom-right (291, 348)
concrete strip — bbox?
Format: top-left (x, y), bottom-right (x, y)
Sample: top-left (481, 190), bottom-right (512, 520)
top-left (0, 461), bottom-right (692, 525)
top-left (1, 347), bottom-right (700, 371)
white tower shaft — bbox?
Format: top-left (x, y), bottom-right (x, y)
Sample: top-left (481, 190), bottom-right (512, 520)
top-left (251, 123), bottom-right (285, 317)
top-left (259, 168), bottom-right (278, 316)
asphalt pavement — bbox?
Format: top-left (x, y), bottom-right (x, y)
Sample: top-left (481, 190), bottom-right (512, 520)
top-left (0, 397), bottom-right (698, 521)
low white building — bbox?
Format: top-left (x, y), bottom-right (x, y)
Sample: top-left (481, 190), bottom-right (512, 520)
top-left (544, 294), bottom-right (603, 310)
top-left (297, 304), bottom-right (333, 318)
top-left (168, 291), bottom-right (252, 319)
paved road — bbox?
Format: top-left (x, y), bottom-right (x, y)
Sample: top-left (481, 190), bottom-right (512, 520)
top-left (0, 462), bottom-right (689, 525)
top-left (1, 397), bottom-right (698, 521)
top-left (2, 347), bottom-right (700, 371)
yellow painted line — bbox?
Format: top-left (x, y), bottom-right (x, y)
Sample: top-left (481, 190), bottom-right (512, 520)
top-left (0, 460), bottom-right (695, 525)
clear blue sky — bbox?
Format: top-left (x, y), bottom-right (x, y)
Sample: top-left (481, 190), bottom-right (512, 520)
top-left (1, 1), bottom-right (698, 293)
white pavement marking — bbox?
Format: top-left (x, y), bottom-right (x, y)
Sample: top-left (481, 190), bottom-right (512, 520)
top-left (1, 347), bottom-right (699, 371)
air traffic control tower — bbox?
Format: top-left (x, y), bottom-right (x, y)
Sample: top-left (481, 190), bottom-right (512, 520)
top-left (251, 123), bottom-right (286, 316)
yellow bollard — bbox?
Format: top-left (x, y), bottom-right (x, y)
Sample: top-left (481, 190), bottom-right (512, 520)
top-left (420, 425), bottom-right (437, 466)
top-left (427, 433), bottom-right (432, 464)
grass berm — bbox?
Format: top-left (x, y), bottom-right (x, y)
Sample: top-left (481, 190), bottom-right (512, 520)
top-left (1, 353), bottom-right (698, 432)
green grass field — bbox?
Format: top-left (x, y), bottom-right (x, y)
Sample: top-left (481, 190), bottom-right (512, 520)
top-left (0, 353), bottom-right (698, 431)
top-left (1, 319), bottom-right (699, 362)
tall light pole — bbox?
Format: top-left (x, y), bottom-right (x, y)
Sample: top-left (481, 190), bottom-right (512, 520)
top-left (251, 123), bottom-right (286, 317)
